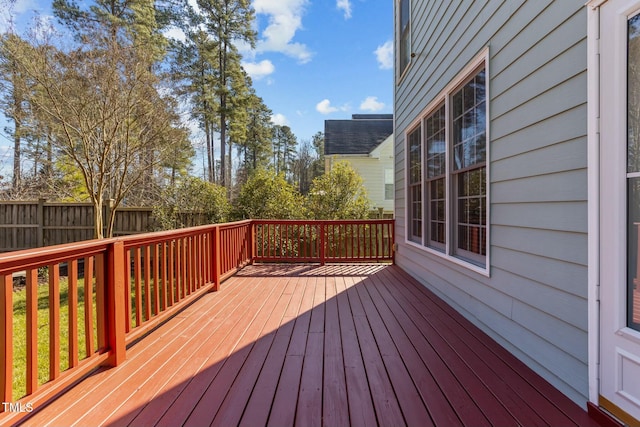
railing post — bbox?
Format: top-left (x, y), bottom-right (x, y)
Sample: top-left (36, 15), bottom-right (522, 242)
top-left (319, 222), bottom-right (325, 266)
top-left (0, 275), bottom-right (12, 404)
top-left (212, 226), bottom-right (221, 291)
top-left (106, 240), bottom-right (126, 367)
top-left (250, 221), bottom-right (256, 264)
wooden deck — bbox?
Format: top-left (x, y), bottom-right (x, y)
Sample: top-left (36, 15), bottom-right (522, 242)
top-left (18, 264), bottom-right (599, 427)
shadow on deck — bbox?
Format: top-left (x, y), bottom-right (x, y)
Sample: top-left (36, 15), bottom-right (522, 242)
top-left (19, 264), bottom-right (598, 427)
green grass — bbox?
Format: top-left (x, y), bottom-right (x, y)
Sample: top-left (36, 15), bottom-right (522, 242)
top-left (11, 276), bottom-right (97, 400)
top-left (10, 267), bottom-right (179, 401)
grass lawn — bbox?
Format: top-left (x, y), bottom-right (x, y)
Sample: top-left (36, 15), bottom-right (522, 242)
top-left (10, 269), bottom-right (168, 401)
top-left (11, 275), bottom-right (97, 400)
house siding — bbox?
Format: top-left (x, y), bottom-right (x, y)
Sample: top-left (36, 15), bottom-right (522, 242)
top-left (327, 136), bottom-right (394, 213)
top-left (394, 0), bottom-right (589, 405)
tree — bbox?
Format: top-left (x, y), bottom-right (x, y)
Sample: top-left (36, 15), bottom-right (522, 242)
top-left (4, 2), bottom-right (189, 238)
top-left (306, 161), bottom-right (371, 220)
top-left (153, 177), bottom-right (229, 229)
top-left (170, 26), bottom-right (219, 183)
top-left (0, 33), bottom-right (27, 190)
top-left (239, 92), bottom-right (273, 173)
top-left (311, 131), bottom-right (325, 178)
top-left (271, 125), bottom-right (297, 181)
top-left (293, 138), bottom-right (315, 195)
top-left (232, 168), bottom-right (305, 220)
top-left (196, 0), bottom-right (255, 189)
top-left (293, 132), bottom-right (325, 195)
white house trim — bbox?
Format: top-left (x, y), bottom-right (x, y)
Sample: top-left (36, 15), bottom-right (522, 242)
top-left (586, 0), bottom-right (601, 405)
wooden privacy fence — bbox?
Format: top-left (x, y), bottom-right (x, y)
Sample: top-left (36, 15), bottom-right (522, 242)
top-left (0, 218), bottom-right (393, 425)
top-left (0, 200), bottom-right (212, 253)
top-left (0, 200), bottom-right (155, 252)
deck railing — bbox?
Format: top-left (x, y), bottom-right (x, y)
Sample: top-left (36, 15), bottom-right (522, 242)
top-left (253, 219), bottom-right (395, 264)
top-left (0, 219), bottom-right (393, 423)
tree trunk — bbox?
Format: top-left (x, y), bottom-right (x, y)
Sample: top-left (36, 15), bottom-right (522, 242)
top-left (12, 128), bottom-right (20, 190)
top-left (93, 198), bottom-right (104, 239)
top-left (205, 118), bottom-right (214, 183)
top-left (220, 107), bottom-right (226, 188)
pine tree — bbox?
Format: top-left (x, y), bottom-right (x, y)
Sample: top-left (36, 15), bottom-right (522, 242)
top-left (195, 0), bottom-right (256, 190)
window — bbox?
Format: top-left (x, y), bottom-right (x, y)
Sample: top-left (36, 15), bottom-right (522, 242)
top-left (385, 169), bottom-right (394, 200)
top-left (452, 69), bottom-right (487, 262)
top-left (425, 104), bottom-right (446, 251)
top-left (398, 0), bottom-right (411, 76)
top-left (408, 126), bottom-right (422, 242)
top-left (405, 56), bottom-right (488, 269)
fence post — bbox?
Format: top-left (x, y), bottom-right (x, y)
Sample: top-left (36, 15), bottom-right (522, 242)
top-left (319, 222), bottom-right (325, 266)
top-left (105, 240), bottom-right (126, 366)
top-left (212, 226), bottom-right (221, 291)
top-left (37, 198), bottom-right (46, 248)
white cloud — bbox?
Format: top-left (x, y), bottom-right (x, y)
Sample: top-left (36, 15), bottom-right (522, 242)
top-left (242, 59), bottom-right (275, 80)
top-left (271, 113), bottom-right (289, 126)
top-left (316, 99), bottom-right (338, 115)
top-left (360, 96), bottom-right (385, 112)
top-left (253, 0), bottom-right (313, 64)
top-left (375, 40), bottom-right (393, 70)
top-left (316, 99), bottom-right (349, 115)
top-left (337, 0), bottom-right (352, 19)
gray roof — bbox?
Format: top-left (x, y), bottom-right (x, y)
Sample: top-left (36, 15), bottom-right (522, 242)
top-left (324, 114), bottom-right (393, 155)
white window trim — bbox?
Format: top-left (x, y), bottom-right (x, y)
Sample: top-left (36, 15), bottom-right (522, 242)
top-left (404, 47), bottom-right (491, 277)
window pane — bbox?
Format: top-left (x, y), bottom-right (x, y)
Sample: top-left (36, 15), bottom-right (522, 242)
top-left (408, 128), bottom-right (421, 184)
top-left (427, 178), bottom-right (446, 248)
top-left (456, 167), bottom-right (487, 260)
top-left (411, 184), bottom-right (422, 240)
top-left (453, 69), bottom-right (487, 171)
top-left (425, 104), bottom-right (446, 179)
top-left (408, 126), bottom-right (422, 242)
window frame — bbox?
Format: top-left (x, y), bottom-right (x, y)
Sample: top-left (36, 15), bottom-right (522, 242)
top-left (404, 48), bottom-right (490, 276)
top-left (397, 0), bottom-right (412, 79)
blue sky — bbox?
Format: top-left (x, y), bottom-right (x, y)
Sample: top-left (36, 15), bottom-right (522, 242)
top-left (0, 0), bottom-right (394, 175)
top-left (241, 0), bottom-right (394, 141)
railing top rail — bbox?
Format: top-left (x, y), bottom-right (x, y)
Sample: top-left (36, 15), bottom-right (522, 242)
top-left (252, 219), bottom-right (394, 225)
top-left (118, 220), bottom-right (251, 249)
top-left (0, 239), bottom-right (111, 275)
top-left (217, 220), bottom-right (253, 230)
top-left (118, 224), bottom-right (216, 248)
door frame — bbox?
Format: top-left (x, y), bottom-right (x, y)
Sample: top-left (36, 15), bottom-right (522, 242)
top-left (588, 1), bottom-right (640, 424)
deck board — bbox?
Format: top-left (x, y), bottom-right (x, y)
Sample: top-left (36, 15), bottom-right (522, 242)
top-left (18, 264), bottom-right (600, 427)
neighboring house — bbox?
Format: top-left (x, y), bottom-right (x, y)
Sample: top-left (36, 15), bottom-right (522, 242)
top-left (394, 0), bottom-right (640, 424)
top-left (324, 114), bottom-right (394, 215)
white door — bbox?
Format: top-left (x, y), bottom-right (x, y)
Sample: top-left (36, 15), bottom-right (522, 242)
top-left (600, 0), bottom-right (640, 423)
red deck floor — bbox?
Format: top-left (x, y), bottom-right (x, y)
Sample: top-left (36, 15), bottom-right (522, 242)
top-left (18, 264), bottom-right (599, 426)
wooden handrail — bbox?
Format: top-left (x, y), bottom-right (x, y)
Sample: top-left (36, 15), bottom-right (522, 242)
top-left (0, 218), bottom-right (394, 424)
